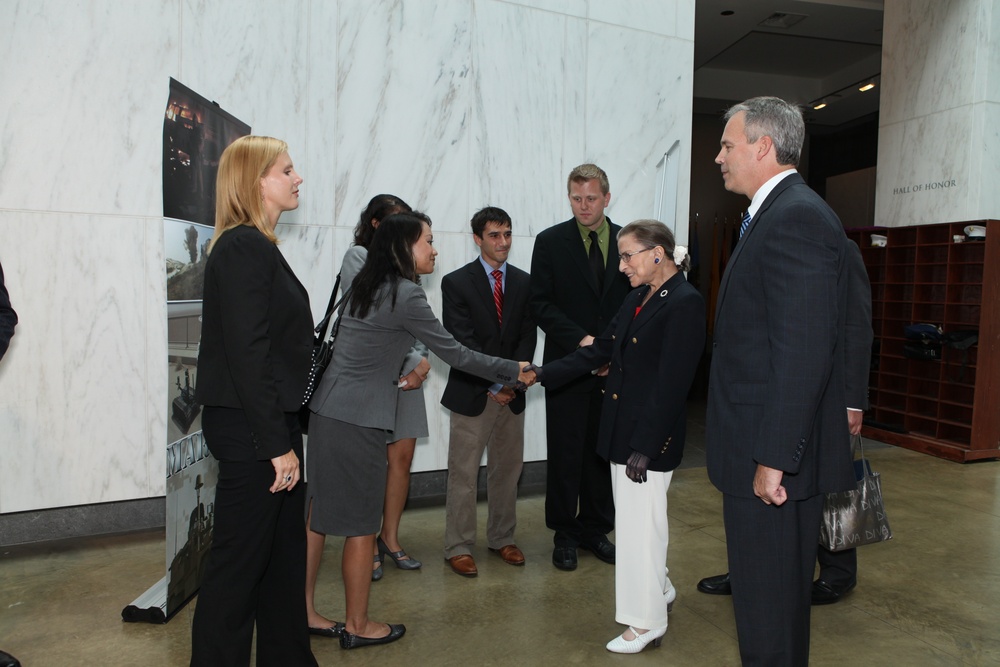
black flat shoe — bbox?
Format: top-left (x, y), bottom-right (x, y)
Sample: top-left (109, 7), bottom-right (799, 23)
top-left (812, 579), bottom-right (855, 605)
top-left (580, 537), bottom-right (616, 564)
top-left (552, 546), bottom-right (578, 571)
top-left (378, 536), bottom-right (421, 570)
top-left (308, 622), bottom-right (345, 638)
top-left (339, 623), bottom-right (406, 649)
top-left (697, 572), bottom-right (732, 595)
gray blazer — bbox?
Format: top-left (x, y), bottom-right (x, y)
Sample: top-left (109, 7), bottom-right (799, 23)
top-left (340, 245), bottom-right (427, 376)
top-left (309, 279), bottom-right (520, 431)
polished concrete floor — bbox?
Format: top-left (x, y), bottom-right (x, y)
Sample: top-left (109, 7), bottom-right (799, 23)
top-left (2, 442), bottom-right (1000, 666)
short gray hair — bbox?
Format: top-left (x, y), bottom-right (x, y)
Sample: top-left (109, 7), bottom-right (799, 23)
top-left (724, 96), bottom-right (804, 167)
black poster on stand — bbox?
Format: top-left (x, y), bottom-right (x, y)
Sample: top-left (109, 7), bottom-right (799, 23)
top-left (123, 79), bottom-right (249, 623)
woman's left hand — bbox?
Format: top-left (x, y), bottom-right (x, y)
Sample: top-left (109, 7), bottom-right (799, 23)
top-left (625, 451), bottom-right (650, 483)
top-left (398, 357), bottom-right (431, 390)
top-left (270, 449), bottom-right (301, 493)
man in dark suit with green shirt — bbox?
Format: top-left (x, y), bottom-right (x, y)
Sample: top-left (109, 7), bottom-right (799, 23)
top-left (529, 164), bottom-right (631, 571)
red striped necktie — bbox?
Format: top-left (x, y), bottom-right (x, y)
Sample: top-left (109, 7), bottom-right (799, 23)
top-left (491, 269), bottom-right (504, 326)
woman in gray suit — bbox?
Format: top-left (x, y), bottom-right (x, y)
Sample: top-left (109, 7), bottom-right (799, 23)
top-left (305, 195), bottom-right (424, 638)
top-left (306, 212), bottom-right (534, 649)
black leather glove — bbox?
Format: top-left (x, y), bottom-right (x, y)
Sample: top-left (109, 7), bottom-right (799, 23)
top-left (514, 363), bottom-right (542, 391)
top-left (626, 450), bottom-right (650, 483)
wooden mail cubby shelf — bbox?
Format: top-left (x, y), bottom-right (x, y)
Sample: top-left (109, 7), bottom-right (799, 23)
top-left (846, 220), bottom-right (999, 462)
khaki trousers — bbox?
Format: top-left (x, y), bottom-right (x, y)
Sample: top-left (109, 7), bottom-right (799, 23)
top-left (443, 401), bottom-right (524, 558)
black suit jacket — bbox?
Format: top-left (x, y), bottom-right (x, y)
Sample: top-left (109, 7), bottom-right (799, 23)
top-left (0, 262), bottom-right (16, 361)
top-left (706, 173), bottom-right (856, 499)
top-left (195, 225), bottom-right (313, 460)
top-left (440, 259), bottom-right (536, 416)
top-left (529, 217), bottom-right (632, 393)
top-left (539, 273), bottom-right (705, 471)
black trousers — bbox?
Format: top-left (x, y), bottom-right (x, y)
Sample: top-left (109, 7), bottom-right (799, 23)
top-left (190, 408), bottom-right (316, 667)
top-left (543, 388), bottom-right (614, 547)
top-left (724, 493), bottom-right (823, 667)
top-left (817, 545), bottom-right (857, 586)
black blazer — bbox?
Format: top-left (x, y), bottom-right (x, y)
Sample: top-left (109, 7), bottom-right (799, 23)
top-left (0, 262), bottom-right (16, 361)
top-left (529, 217), bottom-right (631, 393)
top-left (195, 225), bottom-right (313, 460)
top-left (540, 273), bottom-right (706, 471)
top-left (706, 173), bottom-right (857, 499)
top-left (440, 259), bottom-right (536, 416)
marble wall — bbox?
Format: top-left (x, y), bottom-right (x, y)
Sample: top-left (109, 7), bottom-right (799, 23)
top-left (0, 0), bottom-right (694, 513)
top-left (875, 0), bottom-right (1000, 226)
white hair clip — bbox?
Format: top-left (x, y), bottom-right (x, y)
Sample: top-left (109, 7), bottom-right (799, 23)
top-left (673, 245), bottom-right (688, 266)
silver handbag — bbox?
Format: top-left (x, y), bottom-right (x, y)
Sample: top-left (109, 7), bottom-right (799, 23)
top-left (819, 436), bottom-right (892, 552)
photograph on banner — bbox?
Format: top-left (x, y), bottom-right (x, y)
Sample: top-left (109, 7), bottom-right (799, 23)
top-left (165, 438), bottom-right (218, 614)
top-left (166, 221), bottom-right (213, 302)
top-left (163, 77), bottom-right (251, 226)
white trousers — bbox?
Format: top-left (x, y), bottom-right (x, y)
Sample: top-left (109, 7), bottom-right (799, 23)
top-left (610, 462), bottom-right (674, 629)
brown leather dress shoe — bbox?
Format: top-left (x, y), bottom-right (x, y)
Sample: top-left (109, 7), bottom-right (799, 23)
top-left (490, 544), bottom-right (526, 566)
top-left (447, 554), bottom-right (478, 577)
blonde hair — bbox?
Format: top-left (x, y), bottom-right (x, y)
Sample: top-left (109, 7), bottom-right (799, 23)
top-left (209, 135), bottom-right (288, 252)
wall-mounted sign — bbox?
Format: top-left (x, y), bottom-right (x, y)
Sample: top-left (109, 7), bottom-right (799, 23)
top-left (892, 179), bottom-right (958, 195)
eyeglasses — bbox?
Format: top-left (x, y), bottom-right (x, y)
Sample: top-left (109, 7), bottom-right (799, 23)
top-left (618, 247), bottom-right (654, 264)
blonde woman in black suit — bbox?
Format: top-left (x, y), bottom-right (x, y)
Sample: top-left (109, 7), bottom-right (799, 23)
top-left (305, 213), bottom-right (535, 649)
top-left (533, 220), bottom-right (706, 654)
top-left (191, 136), bottom-right (316, 667)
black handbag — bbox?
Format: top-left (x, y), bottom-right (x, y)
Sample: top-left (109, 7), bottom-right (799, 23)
top-left (819, 435), bottom-right (892, 552)
top-left (300, 274), bottom-right (349, 424)
top-left (902, 322), bottom-right (942, 361)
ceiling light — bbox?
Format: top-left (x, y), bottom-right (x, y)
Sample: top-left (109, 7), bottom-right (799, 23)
top-left (813, 102), bottom-right (827, 110)
top-left (859, 82), bottom-right (875, 92)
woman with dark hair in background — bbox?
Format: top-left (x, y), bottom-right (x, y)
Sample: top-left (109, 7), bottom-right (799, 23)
top-left (305, 212), bottom-right (534, 649)
top-left (532, 219), bottom-right (705, 655)
top-left (190, 136), bottom-right (316, 666)
top-left (305, 194), bottom-right (427, 638)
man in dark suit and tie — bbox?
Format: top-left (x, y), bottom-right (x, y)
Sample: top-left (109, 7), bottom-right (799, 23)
top-left (697, 240), bottom-right (873, 604)
top-left (529, 164), bottom-right (631, 571)
top-left (706, 96), bottom-right (857, 665)
top-left (440, 207), bottom-right (537, 577)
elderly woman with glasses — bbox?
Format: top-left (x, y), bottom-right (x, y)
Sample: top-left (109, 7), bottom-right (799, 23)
top-left (531, 219), bottom-right (705, 655)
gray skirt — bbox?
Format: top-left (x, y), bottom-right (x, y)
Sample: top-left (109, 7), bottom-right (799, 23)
top-left (389, 385), bottom-right (428, 442)
top-left (305, 413), bottom-right (387, 536)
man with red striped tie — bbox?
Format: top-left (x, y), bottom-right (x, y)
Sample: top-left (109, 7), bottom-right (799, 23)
top-left (440, 206), bottom-right (537, 577)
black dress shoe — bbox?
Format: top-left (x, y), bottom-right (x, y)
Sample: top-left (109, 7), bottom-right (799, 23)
top-left (309, 622), bottom-right (345, 638)
top-left (552, 546), bottom-right (578, 571)
top-left (580, 536), bottom-right (616, 564)
top-left (0, 650), bottom-right (21, 667)
top-left (812, 579), bottom-right (855, 605)
top-left (339, 623), bottom-right (406, 649)
top-left (697, 572), bottom-right (732, 595)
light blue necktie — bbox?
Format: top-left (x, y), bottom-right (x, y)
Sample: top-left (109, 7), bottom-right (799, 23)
top-left (739, 211), bottom-right (751, 238)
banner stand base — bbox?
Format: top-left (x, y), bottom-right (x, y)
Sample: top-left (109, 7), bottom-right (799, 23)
top-left (122, 576), bottom-right (169, 624)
